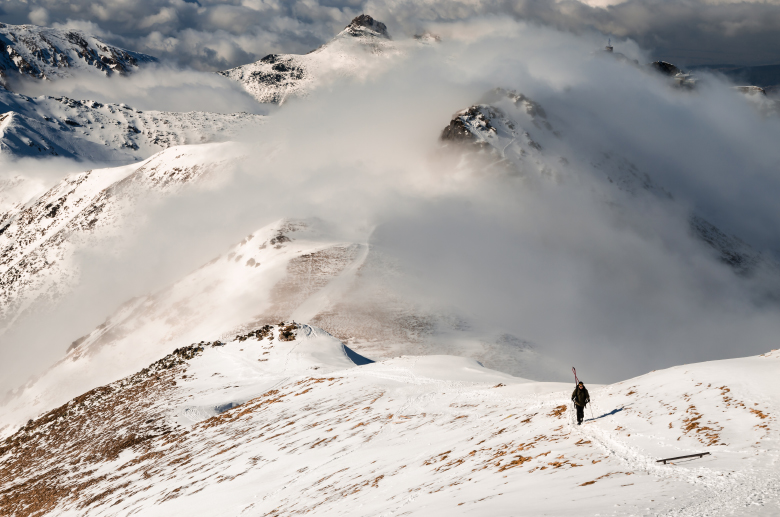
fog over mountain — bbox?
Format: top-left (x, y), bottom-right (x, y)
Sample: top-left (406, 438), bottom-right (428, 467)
top-left (2, 19), bottom-right (780, 391)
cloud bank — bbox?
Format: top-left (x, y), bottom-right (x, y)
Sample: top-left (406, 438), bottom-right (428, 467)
top-left (11, 65), bottom-right (268, 114)
top-left (0, 0), bottom-right (779, 71)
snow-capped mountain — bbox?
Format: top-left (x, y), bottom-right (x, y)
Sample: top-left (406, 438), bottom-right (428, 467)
top-left (440, 88), bottom-right (778, 281)
top-left (441, 89), bottom-right (671, 195)
top-left (0, 325), bottom-right (777, 515)
top-left (0, 23), bottom-right (155, 85)
top-left (0, 142), bottom-right (248, 334)
top-left (0, 85), bottom-right (264, 162)
top-left (0, 23), bottom-right (261, 164)
top-left (219, 14), bottom-right (398, 104)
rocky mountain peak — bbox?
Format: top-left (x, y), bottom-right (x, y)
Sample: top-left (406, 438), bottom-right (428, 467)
top-left (344, 14), bottom-right (390, 39)
top-left (220, 13), bottom-right (395, 104)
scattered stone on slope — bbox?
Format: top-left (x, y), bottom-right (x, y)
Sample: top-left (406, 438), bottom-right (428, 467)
top-left (413, 32), bottom-right (442, 43)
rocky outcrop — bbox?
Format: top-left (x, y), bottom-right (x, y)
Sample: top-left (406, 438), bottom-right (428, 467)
top-left (649, 61), bottom-right (696, 88)
top-left (651, 61), bottom-right (682, 76)
top-left (344, 14), bottom-right (390, 39)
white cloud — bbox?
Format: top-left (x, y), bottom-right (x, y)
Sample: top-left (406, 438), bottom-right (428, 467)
top-left (27, 6), bottom-right (49, 26)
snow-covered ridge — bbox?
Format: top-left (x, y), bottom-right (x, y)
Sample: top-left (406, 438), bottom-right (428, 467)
top-left (0, 327), bottom-right (777, 515)
top-left (218, 14), bottom-right (397, 104)
top-left (0, 215), bottom-right (561, 432)
top-left (0, 143), bottom-right (247, 333)
top-left (0, 23), bottom-right (155, 84)
top-left (0, 85), bottom-right (264, 161)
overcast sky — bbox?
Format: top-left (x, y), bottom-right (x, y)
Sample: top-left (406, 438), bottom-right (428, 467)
top-left (1, 0), bottom-right (779, 70)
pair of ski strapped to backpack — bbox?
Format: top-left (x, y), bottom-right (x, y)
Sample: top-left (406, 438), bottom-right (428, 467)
top-left (572, 367), bottom-right (594, 422)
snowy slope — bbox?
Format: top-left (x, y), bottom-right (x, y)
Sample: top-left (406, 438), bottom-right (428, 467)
top-left (0, 215), bottom-right (564, 434)
top-left (0, 327), bottom-right (777, 516)
top-left (0, 133), bottom-right (559, 432)
top-left (0, 142), bottom-right (248, 333)
top-left (219, 14), bottom-right (399, 104)
top-left (0, 85), bottom-right (264, 161)
top-left (0, 23), bottom-right (155, 84)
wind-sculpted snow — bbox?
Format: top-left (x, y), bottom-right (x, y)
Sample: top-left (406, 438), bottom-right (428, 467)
top-left (0, 23), bottom-right (155, 84)
top-left (0, 143), bottom-right (247, 333)
top-left (218, 14), bottom-right (399, 104)
top-left (0, 86), bottom-right (264, 161)
top-left (0, 327), bottom-right (778, 516)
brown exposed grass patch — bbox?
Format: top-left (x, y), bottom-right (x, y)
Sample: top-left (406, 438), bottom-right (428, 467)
top-left (750, 408), bottom-right (769, 420)
top-left (497, 455), bottom-right (533, 472)
top-left (548, 405), bottom-right (567, 418)
top-left (681, 405), bottom-right (723, 446)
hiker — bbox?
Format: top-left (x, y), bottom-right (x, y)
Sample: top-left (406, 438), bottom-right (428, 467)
top-left (571, 381), bottom-right (590, 425)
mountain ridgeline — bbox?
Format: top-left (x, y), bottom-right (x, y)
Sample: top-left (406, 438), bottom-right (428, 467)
top-left (218, 14), bottom-right (397, 104)
top-left (0, 22), bottom-right (155, 85)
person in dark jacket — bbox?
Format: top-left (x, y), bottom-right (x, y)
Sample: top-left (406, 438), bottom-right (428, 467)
top-left (571, 381), bottom-right (590, 425)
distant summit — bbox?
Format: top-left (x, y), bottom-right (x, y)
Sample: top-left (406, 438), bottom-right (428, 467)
top-left (219, 14), bottom-right (396, 104)
top-left (344, 14), bottom-right (390, 39)
top-left (650, 61), bottom-right (696, 88)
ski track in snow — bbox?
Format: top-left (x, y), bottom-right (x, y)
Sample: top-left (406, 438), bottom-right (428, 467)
top-left (567, 384), bottom-right (780, 516)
